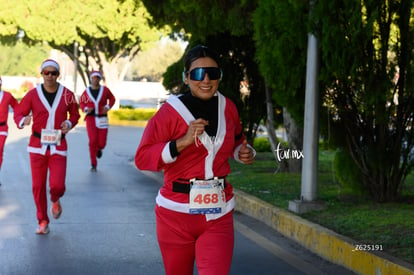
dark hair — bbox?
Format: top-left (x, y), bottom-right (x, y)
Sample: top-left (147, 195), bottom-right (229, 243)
top-left (184, 45), bottom-right (220, 73)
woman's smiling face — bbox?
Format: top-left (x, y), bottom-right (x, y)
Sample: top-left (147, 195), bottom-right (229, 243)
top-left (185, 57), bottom-right (220, 101)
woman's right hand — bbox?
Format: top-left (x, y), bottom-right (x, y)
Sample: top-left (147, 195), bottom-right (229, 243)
top-left (23, 115), bottom-right (32, 126)
top-left (176, 118), bottom-right (209, 152)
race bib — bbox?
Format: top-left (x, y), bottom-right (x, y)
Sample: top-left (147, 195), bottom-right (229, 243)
top-left (189, 178), bottom-right (226, 214)
top-left (41, 129), bottom-right (62, 145)
top-left (96, 116), bottom-right (109, 129)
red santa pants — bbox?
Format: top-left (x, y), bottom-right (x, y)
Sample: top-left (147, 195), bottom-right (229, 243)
top-left (30, 151), bottom-right (66, 224)
top-left (0, 135), bottom-right (6, 170)
top-left (86, 119), bottom-right (108, 167)
top-left (155, 205), bottom-right (234, 275)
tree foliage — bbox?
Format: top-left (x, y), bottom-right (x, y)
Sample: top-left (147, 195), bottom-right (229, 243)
top-left (254, 0), bottom-right (413, 200)
top-left (0, 42), bottom-right (50, 76)
top-left (253, 0), bottom-right (309, 125)
top-left (253, 0), bottom-right (309, 172)
top-left (142, 1), bottom-right (255, 39)
top-left (127, 39), bottom-right (184, 81)
top-left (314, 0), bottom-right (414, 201)
top-left (0, 0), bottom-right (162, 87)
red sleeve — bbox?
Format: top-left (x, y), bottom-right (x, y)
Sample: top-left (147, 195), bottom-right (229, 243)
top-left (9, 93), bottom-right (18, 109)
top-left (135, 103), bottom-right (180, 171)
top-left (13, 90), bottom-right (34, 129)
top-left (63, 89), bottom-right (80, 128)
top-left (105, 87), bottom-right (116, 109)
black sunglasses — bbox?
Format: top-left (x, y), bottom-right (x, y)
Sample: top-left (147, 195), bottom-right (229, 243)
top-left (188, 67), bottom-right (222, 81)
top-left (43, 70), bottom-right (59, 76)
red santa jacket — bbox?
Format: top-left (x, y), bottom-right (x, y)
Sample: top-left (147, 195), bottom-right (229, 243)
top-left (0, 90), bottom-right (18, 135)
top-left (14, 84), bottom-right (80, 156)
top-left (135, 92), bottom-right (247, 219)
top-left (79, 85), bottom-right (116, 123)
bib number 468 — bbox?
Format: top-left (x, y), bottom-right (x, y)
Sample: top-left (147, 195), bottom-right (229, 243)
top-left (193, 193), bottom-right (219, 204)
top-left (189, 179), bottom-right (226, 214)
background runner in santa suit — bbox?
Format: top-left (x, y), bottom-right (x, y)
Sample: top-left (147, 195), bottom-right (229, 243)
top-left (0, 76), bottom-right (18, 186)
top-left (14, 59), bottom-right (80, 234)
top-left (79, 70), bottom-right (116, 172)
top-left (135, 45), bottom-right (255, 275)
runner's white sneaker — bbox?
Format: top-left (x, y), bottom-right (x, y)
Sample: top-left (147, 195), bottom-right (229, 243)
top-left (51, 200), bottom-right (62, 219)
top-left (36, 220), bottom-right (49, 234)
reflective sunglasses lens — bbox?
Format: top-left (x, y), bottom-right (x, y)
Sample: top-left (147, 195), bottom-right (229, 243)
top-left (189, 67), bottom-right (221, 81)
top-left (189, 68), bottom-right (205, 81)
top-left (205, 67), bottom-right (221, 80)
top-left (43, 70), bottom-right (58, 76)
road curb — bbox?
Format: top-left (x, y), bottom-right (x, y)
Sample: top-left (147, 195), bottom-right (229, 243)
top-left (233, 189), bottom-right (414, 275)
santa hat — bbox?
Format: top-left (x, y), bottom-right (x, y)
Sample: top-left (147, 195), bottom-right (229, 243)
top-left (90, 70), bottom-right (102, 81)
top-left (41, 59), bottom-right (60, 73)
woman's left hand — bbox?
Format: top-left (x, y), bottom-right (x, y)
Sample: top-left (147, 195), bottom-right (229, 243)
top-left (61, 121), bottom-right (70, 134)
top-left (238, 140), bottom-right (255, 164)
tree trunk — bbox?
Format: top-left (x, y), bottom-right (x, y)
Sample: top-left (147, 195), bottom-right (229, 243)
top-left (264, 84), bottom-right (288, 172)
top-left (283, 108), bottom-right (303, 173)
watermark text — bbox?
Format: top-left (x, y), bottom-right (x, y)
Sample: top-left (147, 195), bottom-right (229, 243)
top-left (275, 143), bottom-right (304, 162)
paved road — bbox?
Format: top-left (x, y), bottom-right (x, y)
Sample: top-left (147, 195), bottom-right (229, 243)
top-left (0, 120), bottom-right (354, 275)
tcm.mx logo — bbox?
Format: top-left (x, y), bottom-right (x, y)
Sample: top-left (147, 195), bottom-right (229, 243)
top-left (275, 143), bottom-right (304, 162)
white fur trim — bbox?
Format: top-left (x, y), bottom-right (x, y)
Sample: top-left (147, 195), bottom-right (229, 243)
top-left (155, 190), bottom-right (235, 221)
top-left (161, 142), bottom-right (176, 164)
top-left (90, 71), bottom-right (102, 80)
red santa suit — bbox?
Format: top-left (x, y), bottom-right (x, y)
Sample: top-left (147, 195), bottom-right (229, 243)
top-left (79, 85), bottom-right (115, 168)
top-left (14, 84), bottom-right (80, 224)
top-left (0, 89), bottom-right (18, 171)
top-left (135, 92), bottom-right (250, 275)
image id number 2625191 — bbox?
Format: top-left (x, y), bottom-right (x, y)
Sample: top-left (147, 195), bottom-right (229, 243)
top-left (352, 244), bottom-right (383, 251)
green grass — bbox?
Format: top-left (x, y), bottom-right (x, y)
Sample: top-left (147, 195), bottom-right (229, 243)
top-left (227, 151), bottom-right (414, 264)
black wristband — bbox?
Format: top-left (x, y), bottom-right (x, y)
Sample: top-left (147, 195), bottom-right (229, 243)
top-left (169, 140), bottom-right (180, 158)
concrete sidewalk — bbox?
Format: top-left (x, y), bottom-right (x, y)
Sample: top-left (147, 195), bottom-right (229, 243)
top-left (234, 190), bottom-right (414, 275)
